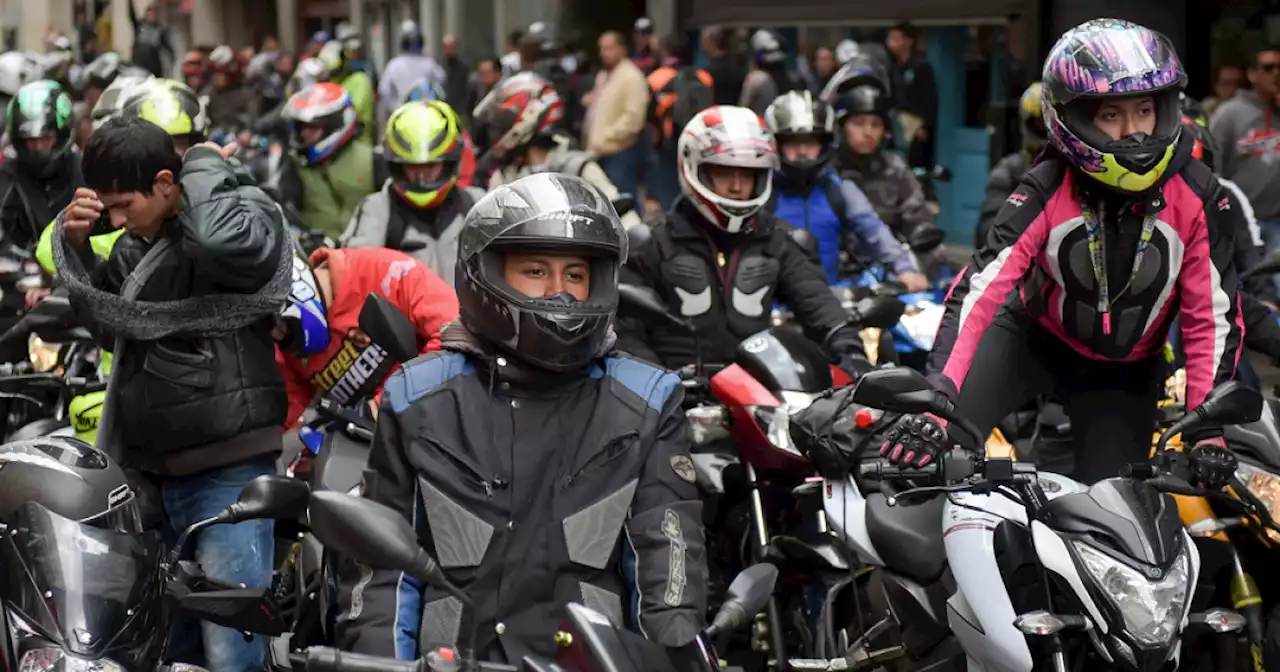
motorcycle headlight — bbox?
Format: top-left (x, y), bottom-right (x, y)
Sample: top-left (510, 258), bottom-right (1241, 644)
top-left (1235, 462), bottom-right (1280, 543)
top-left (27, 334), bottom-right (59, 373)
top-left (750, 405), bottom-right (801, 457)
top-left (19, 648), bottom-right (127, 672)
top-left (1073, 541), bottom-right (1189, 647)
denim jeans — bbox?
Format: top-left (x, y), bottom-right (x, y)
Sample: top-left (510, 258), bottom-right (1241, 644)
top-left (597, 138), bottom-right (643, 198)
top-left (645, 144), bottom-right (681, 211)
top-left (162, 457), bottom-right (276, 672)
top-left (1260, 217), bottom-right (1280, 297)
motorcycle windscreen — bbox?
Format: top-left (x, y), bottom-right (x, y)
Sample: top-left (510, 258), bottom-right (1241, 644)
top-left (1039, 477), bottom-right (1184, 568)
top-left (3, 502), bottom-right (162, 658)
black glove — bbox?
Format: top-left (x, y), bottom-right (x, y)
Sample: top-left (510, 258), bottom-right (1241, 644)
top-left (878, 413), bottom-right (949, 468)
top-left (837, 351), bottom-right (872, 380)
top-left (1188, 438), bottom-right (1237, 490)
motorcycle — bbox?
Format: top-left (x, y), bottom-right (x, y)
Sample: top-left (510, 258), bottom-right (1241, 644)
top-left (277, 294), bottom-right (424, 651)
top-left (298, 490), bottom-right (779, 671)
top-left (803, 367), bottom-right (1251, 671)
top-left (617, 284), bottom-right (903, 668)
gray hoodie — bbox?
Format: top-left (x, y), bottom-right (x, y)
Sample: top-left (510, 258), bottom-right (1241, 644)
top-left (1209, 89), bottom-right (1280, 220)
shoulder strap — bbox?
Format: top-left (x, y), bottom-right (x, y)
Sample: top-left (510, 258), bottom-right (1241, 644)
top-left (819, 174), bottom-right (851, 231)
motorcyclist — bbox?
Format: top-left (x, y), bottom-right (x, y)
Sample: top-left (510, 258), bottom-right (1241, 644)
top-left (337, 172), bottom-right (707, 663)
top-left (53, 115), bottom-right (290, 672)
top-left (475, 73), bottom-right (643, 229)
top-left (400, 79), bottom-right (477, 188)
top-left (275, 245), bottom-right (458, 428)
top-left (764, 89), bottom-right (927, 289)
top-left (616, 105), bottom-right (871, 376)
top-left (881, 20), bottom-right (1244, 485)
top-left (205, 45), bottom-right (258, 135)
top-left (377, 20), bottom-right (445, 125)
top-left (0, 51), bottom-right (42, 130)
top-left (251, 57), bottom-right (329, 142)
top-left (0, 80), bottom-right (81, 254)
top-left (318, 38), bottom-right (375, 141)
top-left (341, 100), bottom-right (484, 283)
top-left (832, 76), bottom-right (942, 254)
top-left (273, 82), bottom-right (379, 239)
top-left (88, 68), bottom-right (155, 132)
top-left (975, 82), bottom-right (1045, 248)
top-left (740, 29), bottom-right (799, 117)
top-left (179, 49), bottom-right (209, 95)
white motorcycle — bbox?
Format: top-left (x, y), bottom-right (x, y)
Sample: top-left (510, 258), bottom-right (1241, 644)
top-left (806, 368), bottom-right (1252, 672)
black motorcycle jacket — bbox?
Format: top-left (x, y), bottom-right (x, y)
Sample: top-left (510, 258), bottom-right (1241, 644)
top-left (975, 151), bottom-right (1030, 249)
top-left (838, 149), bottom-right (934, 242)
top-left (54, 146), bottom-right (288, 476)
top-left (616, 199), bottom-right (866, 371)
top-left (337, 322), bottom-right (707, 663)
top-left (0, 152), bottom-right (82, 251)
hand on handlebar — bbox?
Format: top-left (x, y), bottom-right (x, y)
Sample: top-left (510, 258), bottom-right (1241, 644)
top-left (878, 413), bottom-right (949, 468)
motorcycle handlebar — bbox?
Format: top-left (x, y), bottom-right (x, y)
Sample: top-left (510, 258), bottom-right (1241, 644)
top-left (294, 647), bottom-right (519, 672)
top-left (858, 455), bottom-right (1037, 484)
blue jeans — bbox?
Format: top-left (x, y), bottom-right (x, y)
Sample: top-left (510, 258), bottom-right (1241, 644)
top-left (597, 139), bottom-right (643, 198)
top-left (1260, 217), bottom-right (1280, 297)
top-left (645, 144), bottom-right (681, 211)
top-left (162, 457), bottom-right (276, 672)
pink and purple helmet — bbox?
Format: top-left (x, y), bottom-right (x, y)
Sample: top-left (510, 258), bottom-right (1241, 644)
top-left (1041, 19), bottom-right (1186, 193)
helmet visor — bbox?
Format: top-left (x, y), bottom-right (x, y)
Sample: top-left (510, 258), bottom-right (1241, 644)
top-left (1044, 24), bottom-right (1183, 104)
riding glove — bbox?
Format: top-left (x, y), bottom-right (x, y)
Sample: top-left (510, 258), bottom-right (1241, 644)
top-left (879, 412), bottom-right (949, 468)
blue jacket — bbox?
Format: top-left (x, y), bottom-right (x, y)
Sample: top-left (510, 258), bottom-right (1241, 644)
top-left (771, 169), bottom-right (915, 283)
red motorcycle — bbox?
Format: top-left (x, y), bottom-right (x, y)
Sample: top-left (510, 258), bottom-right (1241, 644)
top-left (618, 285), bottom-right (903, 668)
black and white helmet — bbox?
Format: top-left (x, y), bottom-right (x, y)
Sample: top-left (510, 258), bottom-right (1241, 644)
top-left (456, 173), bottom-right (626, 372)
top-left (765, 90), bottom-right (837, 188)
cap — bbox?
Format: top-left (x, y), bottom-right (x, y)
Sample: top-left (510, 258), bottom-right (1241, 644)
top-left (634, 17), bottom-right (654, 34)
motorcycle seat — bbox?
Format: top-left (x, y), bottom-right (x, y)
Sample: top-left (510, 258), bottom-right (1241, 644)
top-left (865, 492), bottom-right (946, 582)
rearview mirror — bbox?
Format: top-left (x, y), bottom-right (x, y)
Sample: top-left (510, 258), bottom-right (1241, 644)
top-left (850, 366), bottom-right (946, 415)
top-left (618, 284), bottom-right (689, 330)
top-left (222, 475), bottom-right (310, 523)
top-left (1244, 247), bottom-right (1280, 279)
top-left (849, 296), bottom-right (905, 329)
top-left (308, 491), bottom-right (450, 590)
top-left (907, 226), bottom-right (945, 254)
top-left (931, 164), bottom-right (953, 182)
top-left (705, 563), bottom-right (778, 637)
top-left (1192, 381), bottom-right (1263, 426)
top-left (358, 293), bottom-right (419, 364)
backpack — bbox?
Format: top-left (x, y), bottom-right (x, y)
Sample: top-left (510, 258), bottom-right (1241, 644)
top-left (652, 67), bottom-right (714, 154)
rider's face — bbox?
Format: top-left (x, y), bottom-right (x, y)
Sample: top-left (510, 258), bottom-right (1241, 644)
top-left (705, 165), bottom-right (760, 200)
top-left (843, 115), bottom-right (885, 155)
top-left (299, 124), bottom-right (325, 146)
top-left (404, 163), bottom-right (444, 182)
top-left (780, 135), bottom-right (824, 162)
top-left (23, 136), bottom-right (56, 153)
top-left (1092, 96), bottom-right (1156, 141)
top-left (503, 252), bottom-right (591, 301)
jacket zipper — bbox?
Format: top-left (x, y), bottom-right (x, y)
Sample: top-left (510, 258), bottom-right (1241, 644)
top-left (428, 435), bottom-right (498, 500)
top-left (560, 431), bottom-right (640, 490)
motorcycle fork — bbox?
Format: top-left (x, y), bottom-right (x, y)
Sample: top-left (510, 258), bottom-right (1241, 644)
top-left (745, 463), bottom-right (788, 669)
top-left (1228, 550), bottom-right (1266, 671)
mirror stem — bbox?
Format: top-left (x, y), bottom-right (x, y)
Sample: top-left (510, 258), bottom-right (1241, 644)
top-left (168, 516), bottom-right (220, 568)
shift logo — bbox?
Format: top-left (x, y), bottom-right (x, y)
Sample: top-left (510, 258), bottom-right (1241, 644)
top-left (309, 328), bottom-right (393, 406)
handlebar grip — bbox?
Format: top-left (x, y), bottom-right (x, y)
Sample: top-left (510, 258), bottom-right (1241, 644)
top-left (303, 647), bottom-right (423, 672)
top-left (857, 459), bottom-right (938, 480)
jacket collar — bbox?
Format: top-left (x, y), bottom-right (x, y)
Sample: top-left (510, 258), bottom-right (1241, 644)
top-left (439, 320), bottom-right (618, 396)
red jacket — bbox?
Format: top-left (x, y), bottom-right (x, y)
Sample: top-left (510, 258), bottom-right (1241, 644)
top-left (276, 247), bottom-right (460, 427)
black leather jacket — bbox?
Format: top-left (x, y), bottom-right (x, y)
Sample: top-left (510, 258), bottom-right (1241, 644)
top-left (66, 147), bottom-right (287, 476)
top-left (337, 322), bottom-right (707, 663)
top-left (0, 152), bottom-right (82, 252)
top-left (617, 199), bottom-right (865, 370)
top-left (838, 149), bottom-right (934, 241)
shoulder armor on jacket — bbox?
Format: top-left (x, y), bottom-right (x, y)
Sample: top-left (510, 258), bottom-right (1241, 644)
top-left (384, 351), bottom-right (475, 413)
top-left (599, 354), bottom-right (679, 413)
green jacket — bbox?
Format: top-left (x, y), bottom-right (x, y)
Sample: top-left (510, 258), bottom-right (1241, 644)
top-left (292, 139), bottom-right (378, 239)
top-left (342, 71), bottom-right (375, 142)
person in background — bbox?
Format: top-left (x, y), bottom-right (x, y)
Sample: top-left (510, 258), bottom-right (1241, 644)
top-left (0, 80), bottom-right (81, 255)
top-left (646, 34), bottom-right (713, 211)
top-left (206, 45), bottom-right (257, 134)
top-left (975, 81), bottom-right (1045, 247)
top-left (472, 57), bottom-right (502, 113)
top-left (583, 30), bottom-right (650, 198)
top-left (522, 22), bottom-right (582, 136)
top-left (320, 38), bottom-right (376, 141)
top-left (378, 21), bottom-right (445, 126)
top-left (500, 29), bottom-right (524, 77)
top-left (702, 26), bottom-right (743, 106)
top-left (248, 36), bottom-right (280, 81)
top-left (632, 17), bottom-right (659, 74)
top-left (128, 1), bottom-right (172, 77)
top-left (342, 100), bottom-right (485, 282)
top-left (274, 245), bottom-right (458, 430)
top-left (75, 6), bottom-right (98, 64)
top-left (440, 34), bottom-right (470, 117)
top-left (95, 10), bottom-right (114, 62)
top-left (885, 22), bottom-right (937, 168)
top-left (811, 46), bottom-right (839, 95)
top-left (740, 30), bottom-right (798, 117)
top-left (1203, 64), bottom-right (1243, 119)
top-left (1211, 44), bottom-right (1280, 296)
top-left (275, 82), bottom-right (379, 239)
top-left (179, 49), bottom-right (209, 94)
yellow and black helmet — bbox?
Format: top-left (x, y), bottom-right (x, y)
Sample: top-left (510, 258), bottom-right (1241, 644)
top-left (384, 100), bottom-right (464, 209)
top-left (120, 78), bottom-right (209, 150)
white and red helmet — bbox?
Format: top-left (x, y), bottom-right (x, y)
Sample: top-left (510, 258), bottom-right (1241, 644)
top-left (677, 105), bottom-right (777, 233)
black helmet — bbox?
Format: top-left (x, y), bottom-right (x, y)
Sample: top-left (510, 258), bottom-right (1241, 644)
top-left (765, 90), bottom-right (837, 189)
top-left (832, 84), bottom-right (892, 123)
top-left (7, 80), bottom-right (74, 179)
top-left (0, 436), bottom-right (143, 531)
top-left (456, 173), bottom-right (627, 372)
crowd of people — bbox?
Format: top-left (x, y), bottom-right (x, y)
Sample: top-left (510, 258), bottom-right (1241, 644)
top-left (0, 7), bottom-right (1267, 672)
